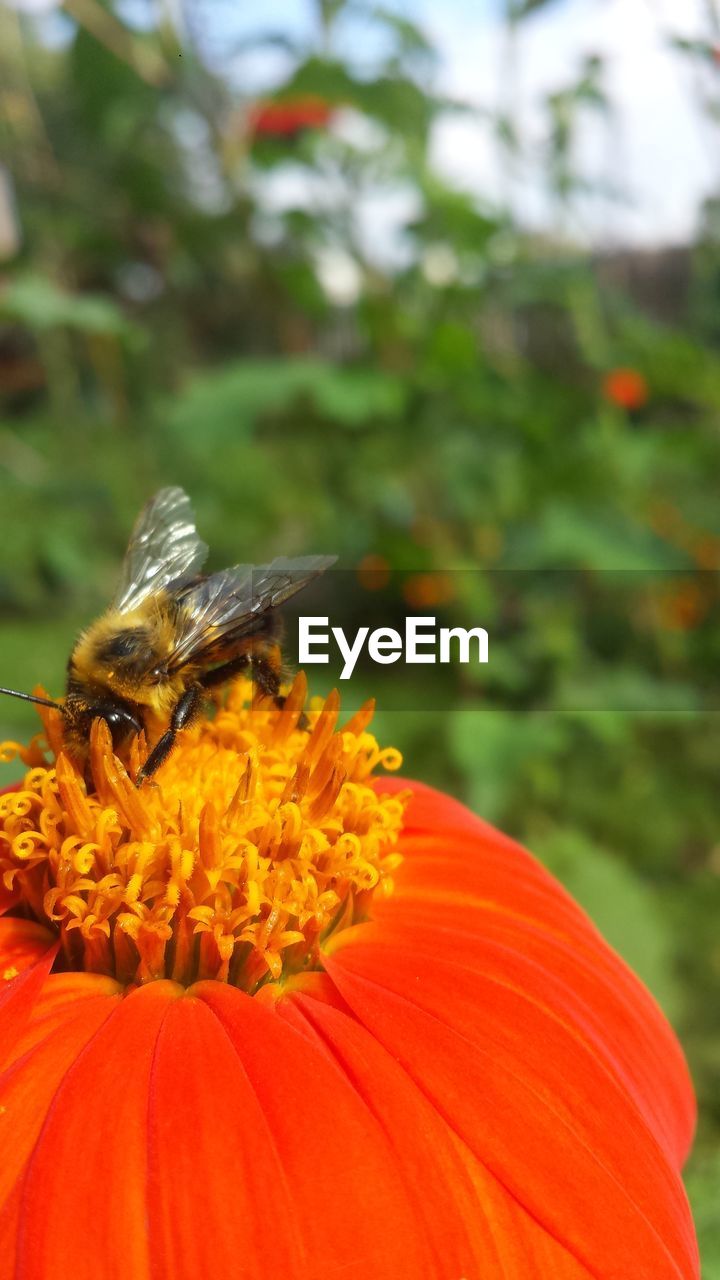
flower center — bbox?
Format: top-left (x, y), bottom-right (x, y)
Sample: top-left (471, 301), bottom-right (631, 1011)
top-left (0, 675), bottom-right (408, 991)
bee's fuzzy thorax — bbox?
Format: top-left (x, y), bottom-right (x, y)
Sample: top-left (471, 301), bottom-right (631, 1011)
top-left (68, 602), bottom-right (182, 708)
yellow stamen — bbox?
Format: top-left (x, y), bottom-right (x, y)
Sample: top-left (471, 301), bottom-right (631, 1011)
top-left (0, 676), bottom-right (408, 992)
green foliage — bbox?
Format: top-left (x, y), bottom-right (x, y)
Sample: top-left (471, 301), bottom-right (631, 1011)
top-left (0, 274), bottom-right (141, 339)
top-left (165, 358), bottom-right (406, 441)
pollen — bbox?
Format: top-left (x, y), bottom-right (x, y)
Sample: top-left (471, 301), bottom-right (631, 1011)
top-left (0, 675), bottom-right (408, 991)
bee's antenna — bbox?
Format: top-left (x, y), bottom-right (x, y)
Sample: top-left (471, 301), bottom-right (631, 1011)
top-left (0, 687), bottom-right (63, 711)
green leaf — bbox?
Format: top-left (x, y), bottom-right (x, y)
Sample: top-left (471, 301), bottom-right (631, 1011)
top-left (164, 358), bottom-right (406, 442)
top-left (555, 668), bottom-right (700, 714)
top-left (447, 709), bottom-right (571, 822)
top-left (0, 274), bottom-right (141, 341)
top-left (507, 505), bottom-right (688, 570)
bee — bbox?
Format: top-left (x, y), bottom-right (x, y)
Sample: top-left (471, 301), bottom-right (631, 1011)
top-left (0, 487), bottom-right (335, 785)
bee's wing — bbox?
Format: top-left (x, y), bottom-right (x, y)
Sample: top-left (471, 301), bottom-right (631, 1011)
top-left (168, 554), bottom-right (336, 671)
top-left (112, 487), bottom-right (209, 613)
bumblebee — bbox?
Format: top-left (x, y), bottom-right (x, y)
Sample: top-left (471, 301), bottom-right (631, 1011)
top-left (1, 487), bottom-right (335, 785)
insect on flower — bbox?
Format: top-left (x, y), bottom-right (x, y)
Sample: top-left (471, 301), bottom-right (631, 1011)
top-left (0, 486), bottom-right (335, 785)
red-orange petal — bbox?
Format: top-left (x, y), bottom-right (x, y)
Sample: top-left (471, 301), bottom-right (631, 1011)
top-left (319, 774), bottom-right (699, 1280)
top-left (0, 944), bottom-right (57, 1072)
top-left (0, 971), bottom-right (122, 1280)
top-left (198, 981), bottom-right (429, 1280)
top-left (14, 980), bottom-right (179, 1280)
top-left (279, 986), bottom-right (590, 1278)
top-left (376, 776), bottom-right (696, 1164)
top-left (0, 918), bottom-right (56, 982)
top-left (325, 942), bottom-right (697, 1278)
top-left (145, 990), bottom-right (307, 1278)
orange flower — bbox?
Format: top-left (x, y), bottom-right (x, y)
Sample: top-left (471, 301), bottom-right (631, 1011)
top-left (692, 534), bottom-right (720, 570)
top-left (357, 552), bottom-right (391, 591)
top-left (249, 96), bottom-right (335, 139)
top-left (602, 366), bottom-right (649, 410)
top-left (658, 579), bottom-right (709, 632)
top-left (0, 679), bottom-right (699, 1279)
top-left (402, 571), bottom-right (455, 608)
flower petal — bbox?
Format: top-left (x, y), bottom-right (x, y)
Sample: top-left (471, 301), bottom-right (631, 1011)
top-left (14, 980), bottom-right (180, 1280)
top-left (198, 981), bottom-right (428, 1280)
top-left (376, 777), bottom-right (695, 1165)
top-left (324, 939), bottom-right (699, 1280)
top-left (0, 945), bottom-right (58, 1072)
top-left (377, 913), bottom-right (692, 1166)
top-left (146, 990), bottom-right (306, 1278)
top-left (0, 919), bottom-right (56, 982)
top-left (0, 973), bottom-right (122, 1280)
top-left (348, 779), bottom-right (698, 1277)
top-left (281, 986), bottom-right (592, 1278)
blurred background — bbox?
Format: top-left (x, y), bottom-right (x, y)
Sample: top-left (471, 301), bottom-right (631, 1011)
top-left (0, 0), bottom-right (719, 1262)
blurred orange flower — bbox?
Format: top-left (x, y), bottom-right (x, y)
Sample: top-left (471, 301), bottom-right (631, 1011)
top-left (0, 681), bottom-right (699, 1279)
top-left (249, 96), bottom-right (335, 138)
top-left (692, 534), bottom-right (720, 570)
top-left (602, 367), bottom-right (649, 410)
top-left (659, 579), bottom-right (709, 632)
top-left (357, 552), bottom-right (391, 591)
top-left (402, 570), bottom-right (455, 608)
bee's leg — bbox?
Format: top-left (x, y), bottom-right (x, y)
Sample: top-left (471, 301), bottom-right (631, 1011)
top-left (199, 643), bottom-right (282, 703)
top-left (249, 641), bottom-right (311, 728)
top-left (199, 652), bottom-right (251, 690)
top-left (135, 684), bottom-right (203, 787)
top-left (250, 643), bottom-right (283, 704)
top-left (199, 647), bottom-right (307, 727)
